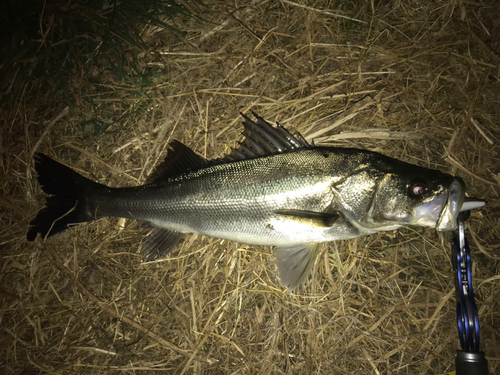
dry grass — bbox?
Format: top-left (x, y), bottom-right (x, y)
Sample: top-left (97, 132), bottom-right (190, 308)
top-left (1, 0), bottom-right (500, 374)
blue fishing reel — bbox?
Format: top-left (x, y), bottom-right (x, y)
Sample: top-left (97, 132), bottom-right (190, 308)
top-left (452, 211), bottom-right (489, 375)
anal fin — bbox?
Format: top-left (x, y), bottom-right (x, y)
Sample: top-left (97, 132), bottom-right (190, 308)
top-left (276, 243), bottom-right (321, 292)
top-left (141, 224), bottom-right (184, 263)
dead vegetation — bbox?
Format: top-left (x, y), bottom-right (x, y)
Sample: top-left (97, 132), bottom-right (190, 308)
top-left (1, 0), bottom-right (499, 374)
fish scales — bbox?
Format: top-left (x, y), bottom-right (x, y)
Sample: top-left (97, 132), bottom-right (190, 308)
top-left (27, 113), bottom-right (484, 291)
top-left (90, 149), bottom-right (357, 245)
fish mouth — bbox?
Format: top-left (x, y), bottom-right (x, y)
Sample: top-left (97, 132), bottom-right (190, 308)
top-left (434, 179), bottom-right (465, 231)
top-left (413, 179), bottom-right (485, 231)
top-left (416, 179), bottom-right (485, 231)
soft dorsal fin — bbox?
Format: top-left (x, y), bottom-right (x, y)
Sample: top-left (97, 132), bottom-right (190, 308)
top-left (222, 112), bottom-right (311, 162)
top-left (146, 140), bottom-right (207, 183)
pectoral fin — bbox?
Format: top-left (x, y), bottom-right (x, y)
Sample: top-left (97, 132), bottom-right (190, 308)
top-left (274, 209), bottom-right (340, 228)
top-left (276, 243), bottom-right (321, 292)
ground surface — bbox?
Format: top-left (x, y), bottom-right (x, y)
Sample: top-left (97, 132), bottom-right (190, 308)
top-left (1, 0), bottom-right (499, 374)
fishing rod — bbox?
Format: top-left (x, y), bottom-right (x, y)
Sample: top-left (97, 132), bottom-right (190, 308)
top-left (452, 211), bottom-right (489, 375)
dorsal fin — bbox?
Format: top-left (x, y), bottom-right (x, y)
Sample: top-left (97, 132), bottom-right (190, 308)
top-left (146, 140), bottom-right (207, 183)
top-left (147, 113), bottom-right (310, 182)
top-left (221, 112), bottom-right (311, 162)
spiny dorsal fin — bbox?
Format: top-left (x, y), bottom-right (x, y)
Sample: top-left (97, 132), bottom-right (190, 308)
top-left (222, 112), bottom-right (311, 162)
top-left (146, 140), bottom-right (207, 183)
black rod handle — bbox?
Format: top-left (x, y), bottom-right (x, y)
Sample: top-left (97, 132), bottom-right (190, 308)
top-left (455, 351), bottom-right (489, 375)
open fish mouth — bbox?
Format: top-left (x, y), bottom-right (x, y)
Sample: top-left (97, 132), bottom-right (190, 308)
top-left (414, 179), bottom-right (485, 231)
top-left (435, 179), bottom-right (465, 231)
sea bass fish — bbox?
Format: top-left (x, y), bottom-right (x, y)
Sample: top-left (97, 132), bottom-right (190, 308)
top-left (27, 113), bottom-right (484, 290)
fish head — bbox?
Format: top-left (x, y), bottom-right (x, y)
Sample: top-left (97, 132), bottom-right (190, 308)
top-left (367, 170), bottom-right (465, 231)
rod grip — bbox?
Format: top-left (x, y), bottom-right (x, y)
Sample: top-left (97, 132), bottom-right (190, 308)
top-left (455, 351), bottom-right (489, 375)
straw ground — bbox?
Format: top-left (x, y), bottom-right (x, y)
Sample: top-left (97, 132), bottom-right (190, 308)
top-left (1, 0), bottom-right (499, 374)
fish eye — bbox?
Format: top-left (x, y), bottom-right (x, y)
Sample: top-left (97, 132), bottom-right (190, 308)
top-left (408, 180), bottom-right (428, 198)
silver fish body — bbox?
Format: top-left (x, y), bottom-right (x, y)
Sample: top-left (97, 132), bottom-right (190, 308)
top-left (91, 148), bottom-right (459, 244)
top-left (27, 114), bottom-right (482, 290)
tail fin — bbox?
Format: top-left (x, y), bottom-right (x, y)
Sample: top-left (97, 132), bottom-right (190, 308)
top-left (27, 153), bottom-right (103, 241)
